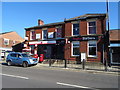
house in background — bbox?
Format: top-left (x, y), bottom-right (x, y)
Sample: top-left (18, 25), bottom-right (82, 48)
top-left (0, 31), bottom-right (24, 59)
top-left (109, 29), bottom-right (120, 65)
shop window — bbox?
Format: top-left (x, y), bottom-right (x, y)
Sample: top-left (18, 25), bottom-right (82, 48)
top-left (30, 31), bottom-right (36, 40)
top-left (72, 23), bottom-right (79, 36)
top-left (88, 21), bottom-right (96, 34)
top-left (72, 41), bottom-right (80, 56)
top-left (4, 39), bottom-right (9, 45)
top-left (88, 41), bottom-right (97, 57)
top-left (30, 45), bottom-right (35, 54)
top-left (42, 30), bottom-right (48, 40)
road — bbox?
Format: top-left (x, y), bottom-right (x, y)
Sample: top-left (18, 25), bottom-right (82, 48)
top-left (1, 63), bottom-right (119, 89)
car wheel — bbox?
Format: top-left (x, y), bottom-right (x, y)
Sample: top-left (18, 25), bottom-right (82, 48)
top-left (23, 62), bottom-right (28, 68)
top-left (7, 61), bottom-right (12, 66)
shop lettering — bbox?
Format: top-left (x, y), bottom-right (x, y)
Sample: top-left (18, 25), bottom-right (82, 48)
top-left (69, 36), bottom-right (98, 41)
top-left (72, 38), bottom-right (82, 40)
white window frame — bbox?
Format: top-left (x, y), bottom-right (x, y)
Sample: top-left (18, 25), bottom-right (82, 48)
top-left (48, 32), bottom-right (54, 39)
top-left (4, 38), bottom-right (9, 45)
top-left (71, 41), bottom-right (80, 56)
top-left (36, 33), bottom-right (41, 39)
top-left (72, 23), bottom-right (80, 36)
top-left (87, 41), bottom-right (97, 57)
top-left (30, 30), bottom-right (36, 40)
top-left (42, 30), bottom-right (48, 40)
top-left (87, 20), bottom-right (97, 35)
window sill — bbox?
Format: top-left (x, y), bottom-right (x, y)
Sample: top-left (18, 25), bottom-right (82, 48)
top-left (72, 35), bottom-right (79, 37)
top-left (87, 55), bottom-right (97, 58)
top-left (71, 55), bottom-right (79, 57)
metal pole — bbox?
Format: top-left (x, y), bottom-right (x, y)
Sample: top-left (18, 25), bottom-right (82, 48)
top-left (49, 59), bottom-right (51, 67)
top-left (64, 59), bottom-right (67, 68)
top-left (82, 59), bottom-right (85, 70)
top-left (104, 0), bottom-right (110, 71)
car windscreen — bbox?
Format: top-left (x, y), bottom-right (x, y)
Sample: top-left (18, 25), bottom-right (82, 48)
top-left (21, 54), bottom-right (30, 57)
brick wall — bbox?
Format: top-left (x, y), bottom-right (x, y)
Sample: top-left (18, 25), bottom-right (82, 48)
top-left (64, 18), bottom-right (106, 62)
top-left (0, 38), bottom-right (21, 49)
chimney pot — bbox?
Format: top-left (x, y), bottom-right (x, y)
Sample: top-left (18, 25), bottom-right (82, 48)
top-left (38, 19), bottom-right (44, 26)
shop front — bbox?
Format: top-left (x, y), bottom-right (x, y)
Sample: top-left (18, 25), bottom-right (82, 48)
top-left (65, 35), bottom-right (104, 62)
top-left (29, 40), bottom-right (65, 60)
top-left (110, 43), bottom-right (120, 65)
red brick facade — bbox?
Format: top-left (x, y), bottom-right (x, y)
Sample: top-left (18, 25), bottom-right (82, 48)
top-left (25, 14), bottom-right (107, 63)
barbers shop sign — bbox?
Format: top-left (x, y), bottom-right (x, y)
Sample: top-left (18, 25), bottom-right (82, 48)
top-left (69, 36), bottom-right (98, 41)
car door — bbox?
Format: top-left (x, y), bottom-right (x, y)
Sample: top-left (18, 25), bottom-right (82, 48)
top-left (16, 54), bottom-right (23, 65)
top-left (10, 53), bottom-right (17, 64)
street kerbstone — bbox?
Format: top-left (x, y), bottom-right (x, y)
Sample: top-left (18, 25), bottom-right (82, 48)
top-left (0, 60), bottom-right (119, 76)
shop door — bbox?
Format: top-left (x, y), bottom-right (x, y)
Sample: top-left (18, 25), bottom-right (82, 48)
top-left (111, 48), bottom-right (120, 64)
top-left (56, 45), bottom-right (64, 59)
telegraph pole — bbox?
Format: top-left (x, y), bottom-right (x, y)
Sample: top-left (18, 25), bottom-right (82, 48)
top-left (105, 0), bottom-right (110, 71)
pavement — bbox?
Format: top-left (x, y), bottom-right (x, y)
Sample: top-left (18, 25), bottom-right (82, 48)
top-left (35, 63), bottom-right (120, 75)
top-left (0, 60), bottom-right (120, 76)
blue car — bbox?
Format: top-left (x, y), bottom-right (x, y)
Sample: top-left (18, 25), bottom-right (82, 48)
top-left (6, 52), bottom-right (38, 67)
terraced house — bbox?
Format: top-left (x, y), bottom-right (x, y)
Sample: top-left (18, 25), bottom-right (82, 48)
top-left (25, 13), bottom-right (108, 64)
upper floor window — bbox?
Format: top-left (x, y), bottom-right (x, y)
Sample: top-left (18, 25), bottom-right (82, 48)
top-left (30, 30), bottom-right (36, 40)
top-left (88, 41), bottom-right (97, 57)
top-left (36, 33), bottom-right (41, 39)
top-left (42, 30), bottom-right (48, 40)
top-left (4, 38), bottom-right (9, 45)
top-left (13, 41), bottom-right (16, 45)
top-left (56, 28), bottom-right (62, 38)
top-left (72, 23), bottom-right (79, 36)
top-left (88, 21), bottom-right (96, 34)
top-left (72, 41), bottom-right (80, 56)
top-left (48, 32), bottom-right (54, 39)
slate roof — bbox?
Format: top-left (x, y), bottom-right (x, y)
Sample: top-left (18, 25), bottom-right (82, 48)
top-left (25, 22), bottom-right (65, 30)
top-left (65, 13), bottom-right (106, 21)
top-left (25, 13), bottom-right (106, 30)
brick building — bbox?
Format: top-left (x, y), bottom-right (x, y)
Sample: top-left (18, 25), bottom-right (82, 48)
top-left (109, 29), bottom-right (120, 65)
top-left (0, 31), bottom-right (24, 59)
top-left (25, 20), bottom-right (65, 59)
top-left (25, 13), bottom-right (108, 63)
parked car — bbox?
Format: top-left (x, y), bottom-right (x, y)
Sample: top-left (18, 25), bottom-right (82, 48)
top-left (6, 52), bottom-right (38, 67)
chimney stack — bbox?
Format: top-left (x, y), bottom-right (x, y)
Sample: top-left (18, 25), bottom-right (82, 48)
top-left (38, 19), bottom-right (44, 26)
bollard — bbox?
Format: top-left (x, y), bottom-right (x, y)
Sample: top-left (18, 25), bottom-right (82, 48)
top-left (104, 58), bottom-right (108, 71)
top-left (49, 59), bottom-right (51, 67)
top-left (82, 59), bottom-right (85, 70)
top-left (64, 59), bottom-right (67, 68)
